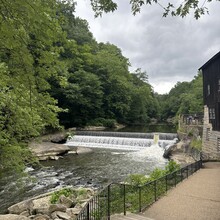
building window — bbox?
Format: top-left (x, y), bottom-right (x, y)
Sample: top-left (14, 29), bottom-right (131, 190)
top-left (218, 79), bottom-right (220, 91)
top-left (207, 84), bottom-right (210, 96)
top-left (217, 138), bottom-right (220, 152)
top-left (206, 128), bottom-right (210, 141)
top-left (209, 108), bottom-right (215, 120)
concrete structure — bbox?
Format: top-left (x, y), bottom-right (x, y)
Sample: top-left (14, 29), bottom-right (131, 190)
top-left (202, 105), bottom-right (220, 160)
top-left (199, 51), bottom-right (220, 161)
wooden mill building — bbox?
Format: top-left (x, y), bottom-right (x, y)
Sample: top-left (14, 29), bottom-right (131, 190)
top-left (199, 51), bottom-right (220, 160)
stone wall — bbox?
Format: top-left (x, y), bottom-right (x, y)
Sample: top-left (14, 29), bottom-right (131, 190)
top-left (202, 105), bottom-right (220, 161)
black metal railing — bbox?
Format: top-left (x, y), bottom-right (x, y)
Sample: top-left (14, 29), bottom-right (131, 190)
top-left (77, 160), bottom-right (202, 220)
top-left (180, 113), bottom-right (204, 125)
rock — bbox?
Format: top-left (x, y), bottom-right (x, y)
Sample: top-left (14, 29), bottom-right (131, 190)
top-left (51, 212), bottom-right (58, 219)
top-left (29, 142), bottom-right (70, 161)
top-left (33, 196), bottom-right (51, 210)
top-left (8, 200), bottom-right (34, 215)
top-left (20, 211), bottom-right (30, 217)
top-left (49, 204), bottom-right (67, 213)
top-left (66, 207), bottom-right (81, 215)
top-left (50, 133), bottom-right (66, 144)
top-left (58, 195), bottom-right (74, 208)
top-left (163, 144), bottom-right (177, 158)
top-left (0, 214), bottom-right (29, 220)
top-left (49, 156), bottom-right (60, 160)
top-left (34, 208), bottom-right (50, 215)
top-left (33, 214), bottom-right (50, 220)
top-left (55, 211), bottom-right (71, 220)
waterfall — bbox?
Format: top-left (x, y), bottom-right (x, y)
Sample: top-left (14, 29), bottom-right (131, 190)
top-left (75, 131), bottom-right (177, 140)
top-left (65, 131), bottom-right (178, 151)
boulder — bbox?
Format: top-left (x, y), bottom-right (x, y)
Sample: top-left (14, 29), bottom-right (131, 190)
top-left (32, 214), bottom-right (50, 220)
top-left (20, 211), bottom-right (30, 217)
top-left (49, 204), bottom-right (67, 213)
top-left (8, 200), bottom-right (34, 215)
top-left (33, 196), bottom-right (51, 210)
top-left (55, 211), bottom-right (71, 220)
top-left (29, 142), bottom-right (70, 161)
top-left (58, 195), bottom-right (74, 208)
top-left (66, 207), bottom-right (81, 216)
top-left (34, 207), bottom-right (50, 216)
top-left (0, 214), bottom-right (29, 220)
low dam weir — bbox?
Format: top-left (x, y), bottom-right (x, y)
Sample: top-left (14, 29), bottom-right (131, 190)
top-left (65, 131), bottom-right (178, 151)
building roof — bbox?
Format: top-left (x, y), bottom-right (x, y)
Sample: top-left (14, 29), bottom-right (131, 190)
top-left (199, 51), bottom-right (220, 70)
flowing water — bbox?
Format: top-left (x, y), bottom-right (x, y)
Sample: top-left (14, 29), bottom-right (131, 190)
top-left (0, 129), bottom-right (177, 213)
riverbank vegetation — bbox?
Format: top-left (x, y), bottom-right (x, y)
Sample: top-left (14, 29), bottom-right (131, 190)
top-left (0, 1), bottom-right (203, 176)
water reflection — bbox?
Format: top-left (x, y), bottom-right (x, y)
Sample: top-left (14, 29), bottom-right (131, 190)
top-left (116, 123), bottom-right (177, 133)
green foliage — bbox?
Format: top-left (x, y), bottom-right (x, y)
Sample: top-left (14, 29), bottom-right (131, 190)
top-left (0, 0), bottom-right (161, 176)
top-left (190, 138), bottom-right (202, 150)
top-left (88, 0), bottom-right (215, 19)
top-left (126, 174), bottom-right (149, 186)
top-left (165, 160), bottom-right (180, 174)
top-left (50, 188), bottom-right (74, 204)
top-left (126, 160), bottom-right (180, 188)
top-left (0, 144), bottom-right (39, 178)
top-left (157, 72), bottom-right (203, 121)
top-left (149, 168), bottom-right (166, 180)
top-left (78, 188), bottom-right (87, 196)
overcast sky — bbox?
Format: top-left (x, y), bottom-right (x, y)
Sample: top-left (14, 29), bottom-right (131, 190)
top-left (75, 0), bottom-right (220, 94)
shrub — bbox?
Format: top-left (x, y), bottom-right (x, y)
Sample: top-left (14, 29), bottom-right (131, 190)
top-left (149, 168), bottom-right (166, 180)
top-left (50, 188), bottom-right (73, 204)
top-left (126, 174), bottom-right (149, 186)
top-left (190, 138), bottom-right (202, 150)
top-left (165, 160), bottom-right (180, 174)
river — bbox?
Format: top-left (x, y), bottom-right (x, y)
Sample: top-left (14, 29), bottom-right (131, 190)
top-left (0, 124), bottom-right (176, 214)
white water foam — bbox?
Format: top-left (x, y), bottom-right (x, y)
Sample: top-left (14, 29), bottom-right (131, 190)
top-left (128, 144), bottom-right (167, 162)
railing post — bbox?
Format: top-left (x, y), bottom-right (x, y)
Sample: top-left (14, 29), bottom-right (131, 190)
top-left (154, 181), bottom-right (157, 201)
top-left (123, 184), bottom-right (126, 216)
top-left (139, 187), bottom-right (142, 212)
top-left (86, 203), bottom-right (89, 220)
top-left (107, 185), bottom-right (110, 220)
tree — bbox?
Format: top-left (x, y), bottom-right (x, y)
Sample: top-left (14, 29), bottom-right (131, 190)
top-left (89, 0), bottom-right (217, 19)
top-left (0, 0), bottom-right (67, 176)
top-left (157, 72), bottom-right (203, 121)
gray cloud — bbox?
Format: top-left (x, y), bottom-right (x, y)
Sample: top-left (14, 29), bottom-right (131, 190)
top-left (75, 0), bottom-right (220, 93)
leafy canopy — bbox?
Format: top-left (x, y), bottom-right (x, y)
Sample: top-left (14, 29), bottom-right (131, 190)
top-left (89, 0), bottom-right (218, 19)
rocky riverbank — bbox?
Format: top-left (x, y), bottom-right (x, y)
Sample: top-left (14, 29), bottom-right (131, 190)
top-left (164, 139), bottom-right (201, 165)
top-left (0, 187), bottom-right (95, 220)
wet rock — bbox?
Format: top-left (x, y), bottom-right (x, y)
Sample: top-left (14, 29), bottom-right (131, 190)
top-left (49, 156), bottom-right (60, 160)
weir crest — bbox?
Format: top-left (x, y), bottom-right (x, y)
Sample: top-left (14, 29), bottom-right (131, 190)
top-left (65, 131), bottom-right (178, 151)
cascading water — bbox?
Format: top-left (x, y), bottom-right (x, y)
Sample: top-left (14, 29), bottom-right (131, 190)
top-left (65, 131), bottom-right (178, 151)
top-left (0, 130), bottom-right (178, 214)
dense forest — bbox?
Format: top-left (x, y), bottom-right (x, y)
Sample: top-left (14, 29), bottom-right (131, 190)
top-left (0, 0), bottom-right (203, 176)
